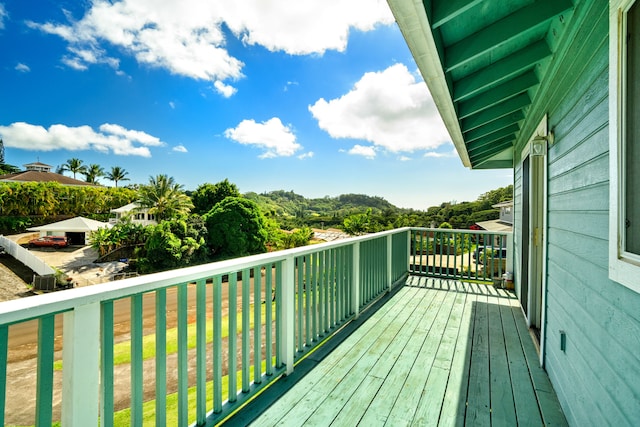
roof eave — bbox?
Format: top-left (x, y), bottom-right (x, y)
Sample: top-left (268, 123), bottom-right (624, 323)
top-left (388, 0), bottom-right (471, 168)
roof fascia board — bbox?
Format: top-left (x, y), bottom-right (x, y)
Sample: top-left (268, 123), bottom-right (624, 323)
top-left (387, 0), bottom-right (471, 167)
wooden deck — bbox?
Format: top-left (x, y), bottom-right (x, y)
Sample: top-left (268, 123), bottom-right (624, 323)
top-left (248, 277), bottom-right (567, 426)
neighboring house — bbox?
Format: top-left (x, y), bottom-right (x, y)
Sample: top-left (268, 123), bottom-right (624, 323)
top-left (476, 200), bottom-right (514, 233)
top-left (0, 161), bottom-right (97, 186)
top-left (27, 216), bottom-right (111, 245)
top-left (388, 0), bottom-right (639, 425)
top-left (109, 202), bottom-right (157, 226)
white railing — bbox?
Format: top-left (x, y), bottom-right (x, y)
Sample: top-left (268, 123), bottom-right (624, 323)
top-left (409, 228), bottom-right (513, 283)
top-left (0, 227), bottom-right (512, 426)
top-left (0, 228), bottom-right (410, 427)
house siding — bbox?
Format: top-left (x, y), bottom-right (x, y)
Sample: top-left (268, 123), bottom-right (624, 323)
top-left (543, 16), bottom-right (640, 427)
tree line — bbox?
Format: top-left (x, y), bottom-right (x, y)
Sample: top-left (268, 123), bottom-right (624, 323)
top-left (0, 155), bottom-right (512, 274)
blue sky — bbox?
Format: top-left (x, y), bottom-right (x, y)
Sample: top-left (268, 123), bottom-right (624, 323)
top-left (0, 0), bottom-right (511, 210)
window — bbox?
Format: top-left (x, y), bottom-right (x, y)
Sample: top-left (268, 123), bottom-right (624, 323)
top-left (625, 1), bottom-right (640, 255)
top-left (610, 0), bottom-right (640, 292)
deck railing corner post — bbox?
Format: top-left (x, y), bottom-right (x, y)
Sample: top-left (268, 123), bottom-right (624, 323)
top-left (281, 255), bottom-right (296, 375)
top-left (62, 302), bottom-right (101, 426)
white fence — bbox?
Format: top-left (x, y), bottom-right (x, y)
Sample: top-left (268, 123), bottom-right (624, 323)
top-left (0, 235), bottom-right (56, 276)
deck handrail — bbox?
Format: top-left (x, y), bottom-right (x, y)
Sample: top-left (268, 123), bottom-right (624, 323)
top-left (0, 227), bottom-right (511, 426)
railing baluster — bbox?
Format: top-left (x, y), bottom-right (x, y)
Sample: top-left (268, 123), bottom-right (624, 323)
top-left (311, 253), bottom-right (317, 341)
top-left (213, 275), bottom-right (223, 413)
top-left (155, 288), bottom-right (167, 427)
top-left (177, 283), bottom-right (188, 426)
top-left (229, 273), bottom-right (238, 402)
top-left (305, 255), bottom-right (311, 347)
top-left (265, 266), bottom-right (273, 376)
top-left (101, 301), bottom-right (114, 427)
top-left (255, 267), bottom-right (263, 383)
top-left (319, 250), bottom-right (325, 335)
top-left (130, 294), bottom-right (143, 427)
top-left (196, 279), bottom-right (207, 425)
top-left (275, 261), bottom-right (283, 369)
top-left (242, 268), bottom-right (251, 393)
top-left (35, 315), bottom-right (55, 427)
top-left (296, 257), bottom-right (303, 352)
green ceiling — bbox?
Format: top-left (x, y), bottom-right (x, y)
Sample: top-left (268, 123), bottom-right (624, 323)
top-left (388, 0), bottom-right (576, 169)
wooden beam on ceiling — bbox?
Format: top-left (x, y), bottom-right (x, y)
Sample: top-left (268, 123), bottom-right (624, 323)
top-left (473, 159), bottom-right (514, 169)
top-left (431, 0), bottom-right (483, 29)
top-left (464, 113), bottom-right (523, 143)
top-left (444, 0), bottom-right (573, 72)
top-left (457, 71), bottom-right (538, 119)
top-left (453, 40), bottom-right (550, 102)
top-left (469, 139), bottom-right (514, 166)
top-left (461, 93), bottom-right (530, 132)
top-left (466, 126), bottom-right (520, 153)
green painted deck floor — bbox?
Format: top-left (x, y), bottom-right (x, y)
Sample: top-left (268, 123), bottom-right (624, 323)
top-left (251, 278), bottom-right (568, 426)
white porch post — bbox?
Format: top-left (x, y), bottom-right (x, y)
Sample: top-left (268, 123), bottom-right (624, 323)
top-left (62, 302), bottom-right (101, 426)
top-left (281, 255), bottom-right (295, 375)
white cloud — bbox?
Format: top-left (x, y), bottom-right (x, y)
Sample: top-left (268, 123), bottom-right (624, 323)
top-left (214, 80), bottom-right (237, 98)
top-left (27, 0), bottom-right (393, 91)
top-left (0, 122), bottom-right (165, 157)
top-left (15, 63), bottom-right (30, 72)
top-left (348, 145), bottom-right (376, 159)
top-left (399, 156), bottom-right (411, 161)
top-left (0, 4), bottom-right (7, 30)
top-left (284, 81), bottom-right (299, 92)
top-left (220, 0), bottom-right (394, 55)
top-left (173, 144), bottom-right (188, 153)
top-left (99, 123), bottom-right (164, 146)
top-left (298, 151), bottom-right (314, 159)
top-left (424, 149), bottom-right (456, 158)
top-left (309, 63), bottom-right (450, 153)
top-left (169, 101), bottom-right (175, 109)
top-left (224, 117), bottom-right (301, 158)
top-left (27, 1), bottom-right (243, 83)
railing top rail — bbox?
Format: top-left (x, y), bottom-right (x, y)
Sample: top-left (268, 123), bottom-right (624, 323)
top-left (0, 227), bottom-right (412, 325)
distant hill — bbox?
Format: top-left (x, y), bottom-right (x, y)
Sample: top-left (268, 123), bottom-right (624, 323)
top-left (244, 191), bottom-right (397, 229)
top-left (244, 185), bottom-right (512, 231)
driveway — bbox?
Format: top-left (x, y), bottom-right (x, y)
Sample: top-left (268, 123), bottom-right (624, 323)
top-left (25, 245), bottom-right (129, 287)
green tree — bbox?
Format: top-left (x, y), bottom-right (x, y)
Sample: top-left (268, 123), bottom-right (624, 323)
top-left (106, 166), bottom-right (130, 188)
top-left (138, 218), bottom-right (207, 273)
top-left (343, 209), bottom-right (372, 236)
top-left (62, 158), bottom-right (87, 179)
top-left (137, 174), bottom-right (194, 221)
top-left (84, 164), bottom-right (105, 184)
top-left (191, 179), bottom-right (241, 215)
top-left (203, 197), bottom-right (268, 259)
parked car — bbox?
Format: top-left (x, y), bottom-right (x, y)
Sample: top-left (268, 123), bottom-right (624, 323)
top-left (475, 246), bottom-right (508, 264)
top-left (28, 236), bottom-right (69, 249)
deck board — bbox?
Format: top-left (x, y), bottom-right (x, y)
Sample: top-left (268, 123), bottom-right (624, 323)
top-left (249, 279), bottom-right (568, 427)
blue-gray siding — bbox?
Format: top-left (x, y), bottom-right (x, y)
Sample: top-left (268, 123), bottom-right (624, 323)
top-left (543, 10), bottom-right (640, 426)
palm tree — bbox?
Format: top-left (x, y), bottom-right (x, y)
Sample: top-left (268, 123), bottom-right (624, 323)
top-left (62, 158), bottom-right (87, 179)
top-left (106, 166), bottom-right (130, 188)
top-left (83, 164), bottom-right (105, 184)
top-left (137, 174), bottom-right (194, 221)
